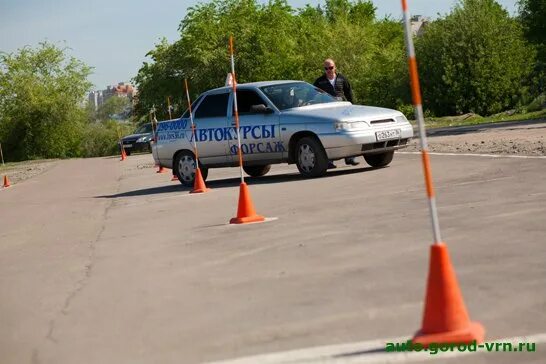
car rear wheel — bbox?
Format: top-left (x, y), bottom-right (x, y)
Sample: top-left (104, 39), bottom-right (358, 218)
top-left (174, 151), bottom-right (208, 187)
top-left (243, 165), bottom-right (271, 177)
top-left (295, 136), bottom-right (328, 178)
top-left (364, 151), bottom-right (394, 168)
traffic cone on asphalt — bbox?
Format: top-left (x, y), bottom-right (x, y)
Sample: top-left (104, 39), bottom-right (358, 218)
top-left (229, 182), bottom-right (265, 224)
top-left (120, 147), bottom-right (127, 161)
top-left (190, 167), bottom-right (209, 193)
top-left (412, 243), bottom-right (485, 347)
top-left (3, 175), bottom-right (11, 188)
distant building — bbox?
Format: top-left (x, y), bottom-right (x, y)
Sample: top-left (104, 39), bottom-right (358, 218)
top-left (103, 82), bottom-right (135, 101)
top-left (87, 90), bottom-right (103, 111)
top-left (87, 82), bottom-right (136, 111)
top-left (410, 15), bottom-right (430, 37)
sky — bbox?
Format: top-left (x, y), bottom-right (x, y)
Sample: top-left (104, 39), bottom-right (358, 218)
top-left (0, 0), bottom-right (519, 91)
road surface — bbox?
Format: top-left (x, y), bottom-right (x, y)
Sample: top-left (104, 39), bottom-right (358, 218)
top-left (1, 150), bottom-right (545, 363)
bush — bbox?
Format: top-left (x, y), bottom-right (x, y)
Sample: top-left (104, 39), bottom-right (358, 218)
top-left (80, 121), bottom-right (134, 158)
top-left (527, 93), bottom-right (546, 112)
top-left (397, 104), bottom-right (416, 120)
top-left (0, 43), bottom-right (92, 161)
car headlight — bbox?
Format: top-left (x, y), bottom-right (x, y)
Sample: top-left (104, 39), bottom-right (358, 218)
top-left (395, 115), bottom-right (409, 124)
top-left (137, 136), bottom-right (151, 143)
top-left (334, 121), bottom-right (367, 131)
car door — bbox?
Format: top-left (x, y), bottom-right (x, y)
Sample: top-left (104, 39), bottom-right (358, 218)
top-left (192, 91), bottom-right (231, 165)
top-left (227, 89), bottom-right (281, 163)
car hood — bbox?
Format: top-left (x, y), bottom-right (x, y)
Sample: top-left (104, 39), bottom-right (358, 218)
top-left (280, 102), bottom-right (402, 122)
top-left (122, 133), bottom-right (151, 141)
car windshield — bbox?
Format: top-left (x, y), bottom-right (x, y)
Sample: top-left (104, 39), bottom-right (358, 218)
top-left (135, 124), bottom-right (152, 134)
top-left (259, 82), bottom-right (336, 111)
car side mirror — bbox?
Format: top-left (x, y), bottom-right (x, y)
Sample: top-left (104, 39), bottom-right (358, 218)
top-left (250, 104), bottom-right (274, 114)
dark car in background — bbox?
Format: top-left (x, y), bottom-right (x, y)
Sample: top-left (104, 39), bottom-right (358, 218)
top-left (119, 123), bottom-right (153, 155)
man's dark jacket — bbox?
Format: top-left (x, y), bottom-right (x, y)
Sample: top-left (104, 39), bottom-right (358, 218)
top-left (313, 73), bottom-right (354, 103)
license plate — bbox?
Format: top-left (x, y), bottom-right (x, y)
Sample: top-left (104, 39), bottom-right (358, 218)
top-left (123, 144), bottom-right (133, 148)
top-left (376, 129), bottom-right (401, 141)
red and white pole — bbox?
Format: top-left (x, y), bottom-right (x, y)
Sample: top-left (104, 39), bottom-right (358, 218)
top-left (402, 2), bottom-right (485, 346)
top-left (227, 35), bottom-right (264, 224)
top-left (401, 0), bottom-right (442, 245)
top-left (184, 79), bottom-right (200, 163)
top-left (229, 35), bottom-right (245, 184)
top-left (0, 142), bottom-right (4, 166)
top-left (167, 96), bottom-right (173, 120)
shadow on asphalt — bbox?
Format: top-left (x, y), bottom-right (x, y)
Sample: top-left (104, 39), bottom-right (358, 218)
top-left (96, 184), bottom-right (185, 198)
top-left (332, 346), bottom-right (387, 358)
top-left (94, 166), bottom-right (378, 199)
top-left (103, 152), bottom-right (154, 160)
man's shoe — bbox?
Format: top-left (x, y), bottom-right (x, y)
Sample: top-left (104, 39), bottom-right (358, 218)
top-left (327, 161), bottom-right (337, 169)
top-left (345, 157), bottom-right (360, 166)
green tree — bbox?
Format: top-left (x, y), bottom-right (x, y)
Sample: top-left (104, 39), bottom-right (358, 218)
top-left (416, 0), bottom-right (535, 116)
top-left (518, 0), bottom-right (546, 93)
top-left (0, 42), bottom-right (92, 160)
top-left (518, 0), bottom-right (546, 60)
top-left (132, 38), bottom-right (180, 122)
top-left (132, 0), bottom-right (409, 119)
top-left (96, 96), bottom-right (131, 121)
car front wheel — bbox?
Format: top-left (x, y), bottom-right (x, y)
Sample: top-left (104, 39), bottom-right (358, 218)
top-left (295, 136), bottom-right (328, 178)
top-left (174, 151), bottom-right (208, 187)
top-left (364, 151), bottom-right (394, 168)
top-left (243, 165), bottom-right (271, 177)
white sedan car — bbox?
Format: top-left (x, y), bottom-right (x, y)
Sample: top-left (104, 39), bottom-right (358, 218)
top-left (152, 80), bottom-right (413, 186)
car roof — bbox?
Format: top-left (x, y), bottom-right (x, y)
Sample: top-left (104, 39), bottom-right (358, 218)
top-left (205, 80), bottom-right (306, 94)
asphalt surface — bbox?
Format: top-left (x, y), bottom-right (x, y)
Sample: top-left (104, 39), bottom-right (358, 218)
top-left (423, 118), bottom-right (546, 137)
top-left (1, 152), bottom-right (545, 364)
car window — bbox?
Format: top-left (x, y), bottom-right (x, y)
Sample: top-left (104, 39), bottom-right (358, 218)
top-left (260, 82), bottom-right (336, 111)
top-left (233, 90), bottom-right (267, 115)
top-left (194, 93), bottom-right (229, 119)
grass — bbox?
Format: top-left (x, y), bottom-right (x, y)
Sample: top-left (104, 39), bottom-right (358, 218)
top-left (417, 109), bottom-right (546, 129)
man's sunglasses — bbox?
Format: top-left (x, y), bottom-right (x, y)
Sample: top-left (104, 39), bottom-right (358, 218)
top-left (324, 66), bottom-right (334, 70)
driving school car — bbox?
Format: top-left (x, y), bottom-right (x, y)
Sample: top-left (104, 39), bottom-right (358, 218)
top-left (152, 80), bottom-right (413, 186)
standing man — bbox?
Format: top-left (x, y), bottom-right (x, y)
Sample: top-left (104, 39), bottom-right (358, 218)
top-left (314, 58), bottom-right (359, 167)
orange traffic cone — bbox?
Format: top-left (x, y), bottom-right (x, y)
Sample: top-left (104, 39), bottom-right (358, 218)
top-left (120, 147), bottom-right (127, 161)
top-left (3, 175), bottom-right (11, 188)
top-left (230, 182), bottom-right (265, 224)
top-left (413, 243), bottom-right (485, 347)
top-left (156, 165), bottom-right (167, 173)
top-left (190, 167), bottom-right (209, 193)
